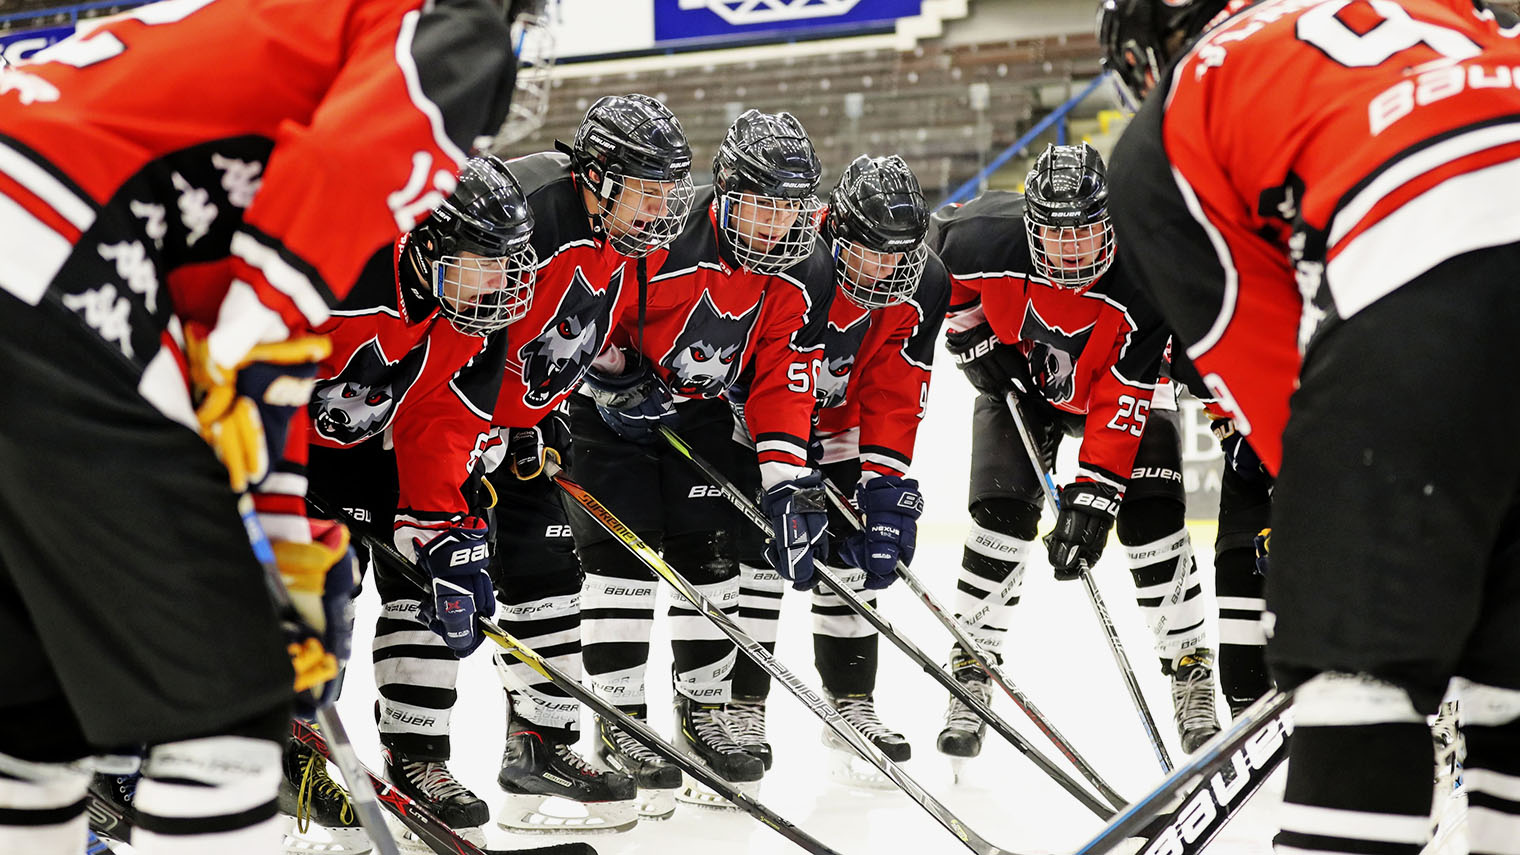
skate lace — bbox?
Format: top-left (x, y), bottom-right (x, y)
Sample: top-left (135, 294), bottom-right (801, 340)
top-left (690, 705), bottom-right (744, 752)
top-left (1432, 701), bottom-right (1465, 774)
top-left (608, 722), bottom-right (664, 765)
top-left (295, 752), bottom-right (355, 832)
top-left (404, 760), bottom-right (472, 803)
top-left (551, 742), bottom-right (600, 777)
top-left (943, 676), bottom-right (994, 733)
top-left (834, 696), bottom-right (899, 743)
top-left (1173, 660), bottom-right (1219, 735)
top-left (724, 701), bottom-right (767, 747)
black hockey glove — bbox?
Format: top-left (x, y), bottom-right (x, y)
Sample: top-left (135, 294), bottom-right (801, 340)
top-left (507, 407), bottom-right (570, 479)
top-left (1210, 417), bottom-right (1270, 486)
top-left (1045, 481), bottom-right (1120, 580)
top-left (761, 472), bottom-right (830, 590)
top-left (583, 361), bottom-right (679, 444)
top-left (412, 518), bottom-right (496, 657)
top-left (944, 324), bottom-right (1035, 397)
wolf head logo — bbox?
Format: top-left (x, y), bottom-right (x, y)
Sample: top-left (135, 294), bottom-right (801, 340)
top-left (310, 338), bottom-right (427, 445)
top-left (517, 266), bottom-right (623, 408)
top-left (817, 313), bottom-right (871, 408)
top-left (1018, 304), bottom-right (1095, 406)
top-left (660, 291), bottom-right (760, 397)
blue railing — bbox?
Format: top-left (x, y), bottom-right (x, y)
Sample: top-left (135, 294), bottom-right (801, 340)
top-left (0, 0), bottom-right (146, 27)
top-left (939, 74), bottom-right (1111, 208)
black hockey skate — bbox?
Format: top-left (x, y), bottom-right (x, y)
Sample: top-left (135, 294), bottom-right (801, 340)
top-left (674, 696), bottom-right (764, 808)
top-left (384, 749), bottom-right (489, 846)
top-left (496, 730), bottom-right (638, 833)
top-left (278, 737), bottom-right (370, 854)
top-left (596, 712), bottom-right (680, 820)
top-left (723, 699), bottom-right (772, 771)
top-left (936, 647), bottom-right (994, 782)
top-left (87, 771), bottom-right (139, 845)
top-left (822, 692), bottom-right (911, 789)
top-left (1169, 649), bottom-right (1223, 753)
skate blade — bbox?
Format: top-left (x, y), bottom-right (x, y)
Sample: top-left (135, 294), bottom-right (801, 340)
top-left (948, 756), bottom-right (970, 785)
top-left (496, 793), bottom-right (638, 834)
top-left (635, 787), bottom-right (677, 821)
top-left (675, 773), bottom-right (759, 809)
top-left (827, 749), bottom-right (900, 791)
top-left (281, 815), bottom-right (373, 854)
top-left (383, 812), bottom-right (486, 855)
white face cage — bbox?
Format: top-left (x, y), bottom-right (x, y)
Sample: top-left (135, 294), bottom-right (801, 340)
top-left (833, 238), bottom-right (926, 310)
top-left (492, 11), bottom-right (557, 148)
top-left (719, 192), bottom-right (825, 275)
top-left (433, 246), bottom-right (538, 336)
top-left (1025, 216), bottom-right (1116, 290)
top-left (598, 173), bottom-right (696, 257)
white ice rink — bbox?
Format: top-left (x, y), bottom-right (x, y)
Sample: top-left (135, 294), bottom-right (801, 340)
top-left (327, 364), bottom-right (1288, 855)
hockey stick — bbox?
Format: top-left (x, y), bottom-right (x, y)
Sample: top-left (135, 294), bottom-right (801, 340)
top-left (656, 425), bottom-right (1118, 821)
top-left (543, 458), bottom-right (1021, 855)
top-left (236, 493), bottom-right (403, 855)
top-left (815, 474), bottom-right (1131, 812)
top-left (1002, 393), bottom-right (1175, 773)
top-left (291, 719), bottom-right (595, 855)
top-left (310, 496), bottom-right (846, 855)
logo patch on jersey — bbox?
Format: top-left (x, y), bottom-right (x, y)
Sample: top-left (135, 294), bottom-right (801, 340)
top-left (310, 338), bottom-right (427, 445)
top-left (1019, 304), bottom-right (1095, 406)
top-left (660, 291), bottom-right (759, 397)
top-left (517, 265), bottom-right (623, 408)
top-left (818, 312), bottom-right (871, 409)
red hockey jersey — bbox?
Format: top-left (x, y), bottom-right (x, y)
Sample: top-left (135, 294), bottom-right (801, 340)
top-left (597, 185), bottom-right (835, 488)
top-left (310, 237), bottom-right (509, 546)
top-left (814, 252), bottom-right (950, 481)
top-left (1110, 0), bottom-right (1520, 472)
top-left (931, 192), bottom-right (1170, 494)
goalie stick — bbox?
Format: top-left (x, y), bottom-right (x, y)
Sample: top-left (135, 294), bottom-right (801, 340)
top-left (815, 473), bottom-right (1130, 811)
top-left (310, 495), bottom-right (846, 855)
top-left (656, 424), bottom-right (1118, 819)
top-left (1003, 392), bottom-right (1174, 773)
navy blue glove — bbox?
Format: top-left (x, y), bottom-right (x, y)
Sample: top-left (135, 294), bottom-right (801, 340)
top-left (761, 472), bottom-right (830, 590)
top-left (944, 324), bottom-right (1035, 397)
top-left (414, 519), bottom-right (495, 656)
top-left (583, 361), bottom-right (679, 443)
top-left (840, 476), bottom-right (924, 589)
top-left (1044, 481), bottom-right (1120, 580)
top-left (1211, 418), bottom-right (1270, 485)
top-left (1253, 528), bottom-right (1271, 576)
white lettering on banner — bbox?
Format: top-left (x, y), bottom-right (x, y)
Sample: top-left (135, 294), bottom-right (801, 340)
top-left (130, 200), bottom-right (168, 250)
top-left (211, 153), bottom-right (263, 209)
top-left (62, 284), bottom-right (134, 358)
top-left (97, 240), bottom-right (159, 313)
top-left (171, 171), bottom-right (216, 246)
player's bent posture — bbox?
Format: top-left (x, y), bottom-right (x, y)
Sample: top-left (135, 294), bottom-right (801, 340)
top-left (727, 154), bottom-right (948, 783)
top-left (929, 143), bottom-right (1221, 760)
top-left (1104, 1), bottom-right (1520, 853)
top-left (0, 1), bottom-right (520, 853)
top-left (574, 109), bottom-right (834, 806)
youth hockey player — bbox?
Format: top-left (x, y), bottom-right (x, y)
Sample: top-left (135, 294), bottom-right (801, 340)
top-left (1104, 1), bottom-right (1520, 852)
top-left (726, 154), bottom-right (949, 782)
top-left (574, 109), bottom-right (835, 809)
top-left (0, 1), bottom-right (521, 852)
top-left (929, 143), bottom-right (1221, 761)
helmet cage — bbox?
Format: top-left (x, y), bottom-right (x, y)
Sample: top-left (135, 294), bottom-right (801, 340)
top-left (571, 95), bottom-right (694, 257)
top-left (590, 169), bottom-right (696, 257)
top-left (430, 243), bottom-right (537, 336)
top-left (718, 192), bottom-right (825, 275)
top-left (833, 238), bottom-right (926, 310)
top-left (496, 7), bottom-right (557, 146)
top-left (1025, 217), bottom-right (1115, 291)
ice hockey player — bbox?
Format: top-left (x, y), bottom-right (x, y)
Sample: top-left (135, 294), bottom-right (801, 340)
top-left (479, 93), bottom-right (695, 829)
top-left (1103, 1), bottom-right (1520, 852)
top-left (302, 153), bottom-right (537, 848)
top-left (574, 109), bottom-right (835, 808)
top-left (727, 154), bottom-right (948, 784)
top-left (928, 142), bottom-right (1221, 761)
top-left (0, 0), bottom-right (521, 852)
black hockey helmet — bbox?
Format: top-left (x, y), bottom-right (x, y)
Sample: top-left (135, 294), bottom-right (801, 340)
top-left (1098, 0), bottom-right (1233, 101)
top-left (825, 155), bottom-right (929, 310)
top-left (407, 154), bottom-right (538, 336)
top-left (491, 0), bottom-right (558, 147)
top-left (1023, 143), bottom-right (1114, 291)
top-left (564, 93), bottom-right (694, 257)
top-left (712, 109), bottom-right (825, 274)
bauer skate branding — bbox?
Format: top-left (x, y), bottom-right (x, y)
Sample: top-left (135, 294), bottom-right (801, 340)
top-left (1140, 708), bottom-right (1294, 855)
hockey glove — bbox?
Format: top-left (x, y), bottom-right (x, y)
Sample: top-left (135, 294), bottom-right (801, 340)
top-left (413, 519), bottom-right (496, 657)
top-left (840, 475), bottom-right (924, 589)
top-left (1045, 481), bottom-right (1120, 580)
top-left (761, 472), bottom-right (830, 590)
top-left (1254, 528), bottom-right (1271, 576)
top-left (187, 329), bottom-right (331, 492)
top-left (507, 408), bottom-right (570, 479)
top-left (944, 324), bottom-right (1035, 397)
top-left (1210, 417), bottom-right (1270, 486)
top-left (273, 520), bottom-right (359, 709)
top-left (583, 361), bottom-right (679, 444)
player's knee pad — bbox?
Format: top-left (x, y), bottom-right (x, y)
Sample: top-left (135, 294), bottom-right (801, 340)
top-left (664, 531), bottom-right (738, 587)
top-left (969, 498), bottom-right (1041, 541)
top-left (1115, 496), bottom-right (1186, 546)
top-left (1454, 677), bottom-right (1520, 726)
top-left (1293, 671), bottom-right (1424, 726)
top-left (577, 540), bottom-right (658, 582)
top-left (134, 732), bottom-right (282, 837)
